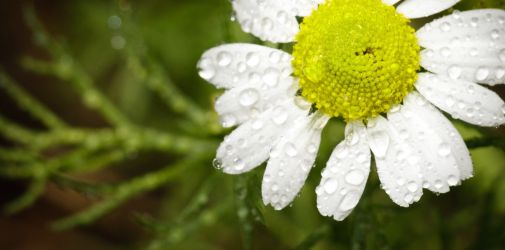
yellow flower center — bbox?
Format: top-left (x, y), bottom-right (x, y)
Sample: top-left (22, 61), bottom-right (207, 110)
top-left (292, 0), bottom-right (420, 121)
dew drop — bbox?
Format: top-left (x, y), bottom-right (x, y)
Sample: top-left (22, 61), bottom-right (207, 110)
top-left (285, 142), bottom-right (298, 157)
top-left (233, 157), bottom-right (245, 171)
top-left (475, 67), bottom-right (489, 81)
top-left (437, 143), bottom-right (451, 156)
top-left (220, 114), bottom-right (237, 127)
top-left (307, 144), bottom-right (317, 154)
top-left (448, 65), bottom-right (462, 80)
top-left (246, 52), bottom-right (260, 67)
top-left (323, 178), bottom-right (339, 194)
top-left (440, 22), bottom-right (451, 32)
top-left (447, 175), bottom-right (459, 186)
top-left (345, 170), bottom-right (365, 185)
top-left (263, 68), bottom-right (280, 87)
top-left (251, 119), bottom-right (264, 130)
top-left (407, 181), bottom-right (418, 192)
top-left (217, 51), bottom-right (232, 67)
top-left (239, 88), bottom-right (260, 107)
top-left (339, 191), bottom-right (360, 211)
top-left (499, 49), bottom-right (505, 63)
top-left (440, 47), bottom-right (451, 57)
top-left (272, 106), bottom-right (288, 125)
top-left (212, 158), bottom-right (222, 169)
top-left (367, 131), bottom-right (389, 159)
top-left (490, 29), bottom-right (500, 40)
top-left (404, 194), bottom-right (413, 203)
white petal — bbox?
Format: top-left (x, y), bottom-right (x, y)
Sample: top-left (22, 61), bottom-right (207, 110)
top-left (418, 9), bottom-right (505, 85)
top-left (262, 113), bottom-right (329, 210)
top-left (286, 0), bottom-right (324, 16)
top-left (404, 92), bottom-right (473, 180)
top-left (382, 0), bottom-right (402, 6)
top-left (415, 73), bottom-right (505, 127)
top-left (216, 98), bottom-right (308, 174)
top-left (316, 121), bottom-right (371, 221)
top-left (366, 116), bottom-right (423, 207)
top-left (232, 0), bottom-right (299, 43)
top-left (198, 44), bottom-right (292, 89)
top-left (215, 77), bottom-right (297, 128)
top-left (387, 94), bottom-right (464, 193)
top-left (397, 0), bottom-right (460, 19)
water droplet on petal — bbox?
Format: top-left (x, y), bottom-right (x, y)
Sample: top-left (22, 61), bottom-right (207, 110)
top-left (475, 67), bottom-right (489, 81)
top-left (239, 88), bottom-right (260, 107)
top-left (217, 51), bottom-right (232, 66)
top-left (339, 191), bottom-right (360, 211)
top-left (285, 142), bottom-right (298, 157)
top-left (272, 106), bottom-right (288, 125)
top-left (407, 181), bottom-right (418, 192)
top-left (447, 175), bottom-right (459, 186)
top-left (345, 170), bottom-right (365, 185)
top-left (246, 52), bottom-right (260, 67)
top-left (404, 194), bottom-right (413, 203)
top-left (448, 65), bottom-right (462, 80)
top-left (437, 143), bottom-right (451, 157)
top-left (212, 158), bottom-right (222, 169)
top-left (323, 178), bottom-right (339, 194)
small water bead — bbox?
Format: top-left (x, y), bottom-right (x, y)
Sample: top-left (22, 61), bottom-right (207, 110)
top-left (272, 106), bottom-right (288, 125)
top-left (407, 181), bottom-right (418, 192)
top-left (496, 67), bottom-right (505, 79)
top-left (345, 170), bottom-right (365, 185)
top-left (323, 178), bottom-right (339, 194)
top-left (269, 51), bottom-right (281, 63)
top-left (276, 10), bottom-right (289, 24)
top-left (246, 52), bottom-right (260, 67)
top-left (233, 158), bottom-right (245, 171)
top-left (237, 62), bottom-right (247, 73)
top-left (251, 119), bottom-right (264, 130)
top-left (475, 67), bottom-right (490, 82)
top-left (307, 144), bottom-right (317, 154)
top-left (261, 17), bottom-right (273, 31)
top-left (345, 131), bottom-right (359, 146)
top-left (499, 49), bottom-right (505, 63)
top-left (262, 68), bottom-right (280, 87)
top-left (335, 147), bottom-right (349, 159)
top-left (434, 180), bottom-right (444, 189)
top-left (470, 17), bottom-right (479, 27)
top-left (440, 22), bottom-right (451, 32)
top-left (437, 143), bottom-right (451, 156)
top-left (285, 143), bottom-right (298, 157)
top-left (212, 158), bottom-right (223, 169)
top-left (198, 58), bottom-right (215, 80)
top-left (239, 88), bottom-right (260, 107)
top-left (339, 191), bottom-right (360, 211)
top-left (447, 175), bottom-right (459, 186)
top-left (404, 194), bottom-right (414, 203)
top-left (217, 51), bottom-right (232, 66)
top-left (448, 65), bottom-right (462, 79)
top-left (440, 47), bottom-right (451, 57)
top-left (490, 29), bottom-right (500, 40)
top-left (220, 114), bottom-right (237, 127)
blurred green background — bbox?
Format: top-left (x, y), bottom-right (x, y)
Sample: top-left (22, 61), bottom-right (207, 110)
top-left (0, 0), bottom-right (505, 249)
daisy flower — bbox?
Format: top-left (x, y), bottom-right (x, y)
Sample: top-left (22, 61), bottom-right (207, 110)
top-left (197, 0), bottom-right (505, 221)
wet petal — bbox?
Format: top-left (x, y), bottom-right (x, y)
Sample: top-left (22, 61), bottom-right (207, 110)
top-left (367, 116), bottom-right (423, 207)
top-left (316, 121), bottom-right (371, 221)
top-left (198, 44), bottom-right (292, 89)
top-left (216, 98), bottom-right (308, 174)
top-left (397, 0), bottom-right (460, 19)
top-left (388, 93), bottom-right (465, 193)
top-left (262, 113), bottom-right (329, 210)
top-left (418, 9), bottom-right (505, 85)
top-left (415, 73), bottom-right (505, 127)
